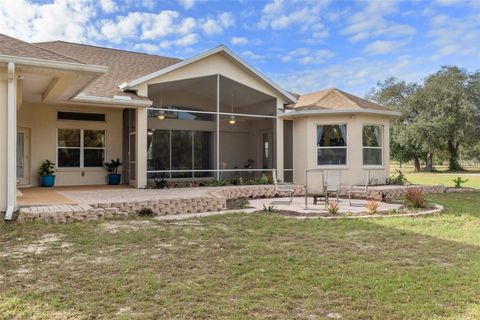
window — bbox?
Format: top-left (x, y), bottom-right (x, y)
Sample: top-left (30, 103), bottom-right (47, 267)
top-left (317, 124), bottom-right (347, 166)
top-left (57, 129), bottom-right (105, 168)
top-left (363, 125), bottom-right (383, 166)
top-left (58, 111), bottom-right (105, 122)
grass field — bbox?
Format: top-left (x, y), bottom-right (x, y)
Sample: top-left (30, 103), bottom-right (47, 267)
top-left (390, 165), bottom-right (480, 188)
top-left (1, 193), bottom-right (480, 319)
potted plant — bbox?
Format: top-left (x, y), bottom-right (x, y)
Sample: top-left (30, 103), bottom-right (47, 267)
top-left (104, 158), bottom-right (122, 185)
top-left (38, 160), bottom-right (56, 187)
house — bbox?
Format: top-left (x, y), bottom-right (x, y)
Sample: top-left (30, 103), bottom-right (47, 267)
top-left (0, 33), bottom-right (400, 218)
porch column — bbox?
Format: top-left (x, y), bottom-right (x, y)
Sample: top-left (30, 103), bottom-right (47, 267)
top-left (135, 107), bottom-right (147, 188)
top-left (216, 74), bottom-right (220, 180)
top-left (275, 99), bottom-right (284, 182)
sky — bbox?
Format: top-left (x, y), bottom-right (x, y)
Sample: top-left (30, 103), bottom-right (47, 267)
top-left (0, 0), bottom-right (479, 96)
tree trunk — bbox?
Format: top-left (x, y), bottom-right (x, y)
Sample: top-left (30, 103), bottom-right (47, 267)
top-left (413, 156), bottom-right (421, 172)
top-left (448, 140), bottom-right (462, 171)
top-left (425, 151), bottom-right (434, 172)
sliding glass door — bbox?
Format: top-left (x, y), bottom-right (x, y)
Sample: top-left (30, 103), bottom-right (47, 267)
top-left (147, 129), bottom-right (213, 179)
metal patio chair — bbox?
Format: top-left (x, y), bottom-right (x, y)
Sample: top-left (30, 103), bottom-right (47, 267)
top-left (346, 170), bottom-right (371, 206)
top-left (271, 170), bottom-right (295, 205)
top-left (324, 170), bottom-right (342, 204)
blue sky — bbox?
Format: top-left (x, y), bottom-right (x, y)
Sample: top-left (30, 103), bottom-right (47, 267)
top-left (1, 0), bottom-right (479, 96)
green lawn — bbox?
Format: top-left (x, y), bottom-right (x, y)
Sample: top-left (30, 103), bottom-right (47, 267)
top-left (1, 193), bottom-right (480, 319)
top-left (390, 165), bottom-right (480, 189)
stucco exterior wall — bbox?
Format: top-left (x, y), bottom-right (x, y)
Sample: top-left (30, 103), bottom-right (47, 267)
top-left (292, 113), bottom-right (391, 186)
top-left (17, 103), bottom-right (124, 186)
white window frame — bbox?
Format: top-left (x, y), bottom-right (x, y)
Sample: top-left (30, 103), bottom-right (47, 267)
top-left (362, 124), bottom-right (384, 168)
top-left (56, 128), bottom-right (106, 169)
top-left (316, 123), bottom-right (348, 168)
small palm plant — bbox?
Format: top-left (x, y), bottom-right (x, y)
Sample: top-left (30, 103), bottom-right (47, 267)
top-left (327, 201), bottom-right (340, 215)
top-left (452, 177), bottom-right (468, 188)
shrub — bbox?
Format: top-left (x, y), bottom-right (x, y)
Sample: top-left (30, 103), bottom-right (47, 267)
top-left (262, 204), bottom-right (276, 213)
top-left (327, 201), bottom-right (340, 215)
top-left (226, 198), bottom-right (249, 210)
top-left (367, 200), bottom-right (380, 215)
top-left (386, 170), bottom-right (408, 185)
top-left (138, 208), bottom-right (154, 217)
top-left (153, 176), bottom-right (169, 189)
top-left (404, 188), bottom-right (428, 209)
top-left (452, 177), bottom-right (469, 188)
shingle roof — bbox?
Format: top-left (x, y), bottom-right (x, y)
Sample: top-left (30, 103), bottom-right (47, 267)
top-left (291, 88), bottom-right (390, 111)
top-left (35, 41), bottom-right (182, 100)
top-left (0, 33), bottom-right (81, 63)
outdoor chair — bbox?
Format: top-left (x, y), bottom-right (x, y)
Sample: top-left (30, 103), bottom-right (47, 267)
top-left (304, 168), bottom-right (326, 209)
top-left (346, 170), bottom-right (371, 206)
top-left (324, 170), bottom-right (342, 204)
top-left (271, 170), bottom-right (295, 205)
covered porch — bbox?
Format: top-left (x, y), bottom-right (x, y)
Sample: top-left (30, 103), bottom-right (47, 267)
top-left (145, 74), bottom-right (291, 183)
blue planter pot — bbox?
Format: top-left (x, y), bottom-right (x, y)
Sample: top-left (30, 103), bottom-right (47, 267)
top-left (41, 175), bottom-right (56, 187)
top-left (108, 174), bottom-right (122, 185)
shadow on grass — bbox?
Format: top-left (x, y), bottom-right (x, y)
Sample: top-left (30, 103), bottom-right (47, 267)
top-left (0, 207), bottom-right (479, 319)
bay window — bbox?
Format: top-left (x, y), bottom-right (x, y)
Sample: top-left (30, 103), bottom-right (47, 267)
top-left (57, 129), bottom-right (105, 168)
top-left (362, 125), bottom-right (383, 166)
top-left (317, 124), bottom-right (347, 166)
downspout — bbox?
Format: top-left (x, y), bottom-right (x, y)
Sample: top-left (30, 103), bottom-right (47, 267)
top-left (5, 62), bottom-right (16, 220)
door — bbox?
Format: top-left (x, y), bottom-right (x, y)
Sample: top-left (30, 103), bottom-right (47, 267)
top-left (17, 128), bottom-right (30, 185)
top-left (261, 130), bottom-right (273, 169)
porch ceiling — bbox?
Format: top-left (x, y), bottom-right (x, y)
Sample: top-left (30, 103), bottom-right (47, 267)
top-left (148, 75), bottom-right (275, 109)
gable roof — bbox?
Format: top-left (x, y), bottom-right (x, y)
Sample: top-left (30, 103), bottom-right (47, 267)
top-left (292, 88), bottom-right (389, 111)
top-left (0, 33), bottom-right (82, 64)
top-left (35, 41), bottom-right (181, 101)
top-left (119, 45), bottom-right (297, 104)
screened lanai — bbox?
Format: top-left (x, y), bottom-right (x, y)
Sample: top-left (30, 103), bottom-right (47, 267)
top-left (145, 75), bottom-right (281, 182)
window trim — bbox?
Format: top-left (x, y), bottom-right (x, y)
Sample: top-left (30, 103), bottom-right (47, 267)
top-left (362, 123), bottom-right (384, 168)
top-left (316, 123), bottom-right (348, 168)
top-left (56, 128), bottom-right (107, 169)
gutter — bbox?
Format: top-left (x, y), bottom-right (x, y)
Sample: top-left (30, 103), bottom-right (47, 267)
top-left (5, 62), bottom-right (15, 220)
top-left (72, 94), bottom-right (153, 107)
top-left (0, 54), bottom-right (108, 74)
top-left (278, 108), bottom-right (402, 118)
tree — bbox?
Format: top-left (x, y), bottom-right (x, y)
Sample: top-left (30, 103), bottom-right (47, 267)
top-left (367, 77), bottom-right (430, 171)
top-left (368, 66), bottom-right (480, 172)
top-left (418, 66), bottom-right (480, 170)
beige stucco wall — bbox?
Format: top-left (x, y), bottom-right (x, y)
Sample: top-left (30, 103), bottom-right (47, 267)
top-left (292, 113), bottom-right (391, 186)
top-left (17, 103), bottom-right (124, 186)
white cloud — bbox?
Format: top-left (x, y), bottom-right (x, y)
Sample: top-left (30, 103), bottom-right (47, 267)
top-left (258, 0), bottom-right (330, 41)
top-left (98, 10), bottom-right (197, 43)
top-left (231, 36), bottom-right (249, 45)
top-left (271, 55), bottom-right (426, 95)
top-left (428, 13), bottom-right (480, 57)
top-left (99, 0), bottom-right (117, 13)
top-left (0, 0), bottom-right (95, 43)
top-left (242, 50), bottom-right (265, 61)
top-left (280, 48), bottom-right (334, 64)
top-left (133, 43), bottom-right (159, 53)
top-left (364, 40), bottom-right (407, 55)
top-left (342, 1), bottom-right (415, 42)
top-left (178, 0), bottom-right (196, 10)
top-left (200, 12), bottom-right (235, 36)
